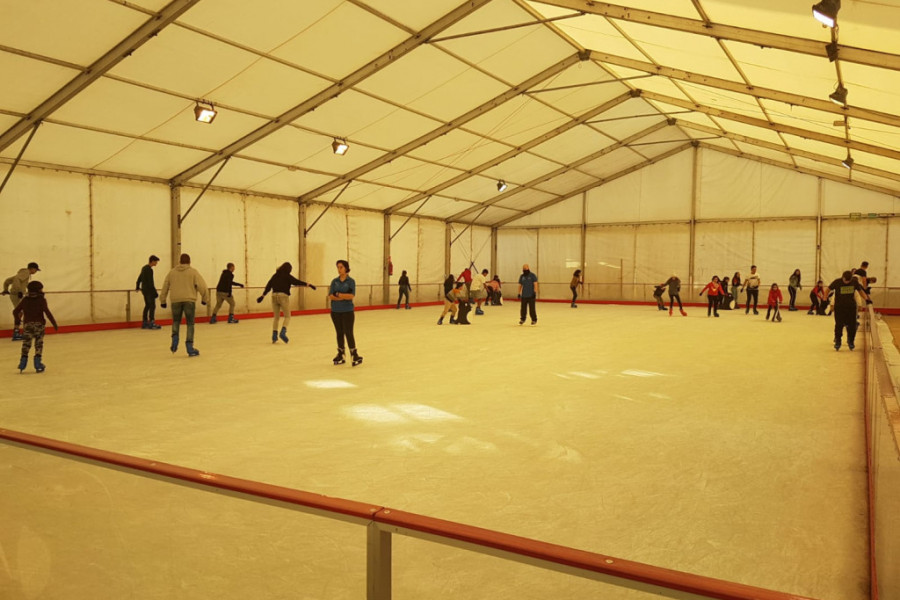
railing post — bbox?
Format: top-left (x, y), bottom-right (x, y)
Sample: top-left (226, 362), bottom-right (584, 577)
top-left (367, 522), bottom-right (391, 600)
top-left (126, 290), bottom-right (132, 324)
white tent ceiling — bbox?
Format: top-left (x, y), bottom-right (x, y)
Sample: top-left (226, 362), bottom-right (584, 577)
top-left (1, 0), bottom-right (899, 226)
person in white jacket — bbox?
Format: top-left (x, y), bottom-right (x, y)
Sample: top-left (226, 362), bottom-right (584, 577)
top-left (160, 254), bottom-right (209, 357)
top-left (3, 261), bottom-right (40, 341)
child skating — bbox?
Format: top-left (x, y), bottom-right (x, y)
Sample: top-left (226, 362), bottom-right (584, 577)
top-left (698, 275), bottom-right (724, 317)
top-left (13, 281), bottom-right (58, 373)
top-left (766, 283), bottom-right (783, 322)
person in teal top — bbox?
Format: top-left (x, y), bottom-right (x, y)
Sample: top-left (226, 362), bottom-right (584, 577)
top-left (328, 260), bottom-right (363, 366)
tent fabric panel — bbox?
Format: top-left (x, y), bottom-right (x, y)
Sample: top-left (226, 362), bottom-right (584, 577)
top-left (886, 219), bottom-right (900, 288)
top-left (347, 210), bottom-right (384, 288)
top-left (508, 195), bottom-right (582, 227)
top-left (364, 157), bottom-right (464, 191)
top-left (820, 219), bottom-right (887, 286)
top-left (482, 153), bottom-right (564, 186)
top-left (496, 228), bottom-right (537, 284)
top-left (464, 96), bottom-right (569, 146)
top-left (529, 63), bottom-right (628, 117)
top-left (692, 222), bottom-right (753, 285)
top-left (759, 166), bottom-right (819, 218)
top-left (636, 150), bottom-right (693, 222)
top-left (247, 170), bottom-right (334, 200)
top-left (407, 130), bottom-right (509, 171)
top-left (703, 0), bottom-right (827, 40)
top-left (417, 219), bottom-right (446, 285)
top-left (0, 123), bottom-right (134, 169)
top-left (697, 149), bottom-right (763, 220)
top-left (634, 223), bottom-right (691, 286)
top-left (93, 139), bottom-right (213, 180)
top-left (586, 168), bottom-right (643, 224)
top-left (302, 204), bottom-right (346, 290)
top-left (184, 157), bottom-right (287, 193)
top-left (208, 59), bottom-right (333, 118)
top-left (239, 126), bottom-right (384, 174)
top-left (0, 53), bottom-right (78, 114)
top-left (529, 125), bottom-right (615, 165)
top-left (532, 170), bottom-right (598, 196)
top-left (389, 215), bottom-right (420, 292)
top-left (361, 0), bottom-right (471, 30)
top-left (585, 225), bottom-right (636, 286)
top-left (792, 156), bottom-right (854, 180)
top-left (850, 171), bottom-right (900, 196)
top-left (0, 168), bottom-right (91, 328)
top-left (752, 220), bottom-right (818, 290)
top-left (731, 142), bottom-right (795, 164)
top-left (401, 195), bottom-right (478, 221)
top-left (708, 118), bottom-right (784, 146)
top-left (449, 226), bottom-right (472, 276)
top-left (537, 227), bottom-right (581, 295)
top-left (341, 103), bottom-right (445, 151)
top-left (322, 182), bottom-right (414, 212)
top-left (179, 190), bottom-right (247, 292)
top-left (469, 205), bottom-right (520, 226)
top-left (139, 108), bottom-right (269, 154)
top-left (836, 4), bottom-right (900, 55)
top-left (822, 180), bottom-right (900, 217)
top-left (577, 147), bottom-right (646, 180)
top-left (723, 42), bottom-right (835, 105)
top-left (583, 99), bottom-right (667, 142)
top-left (493, 187), bottom-right (557, 212)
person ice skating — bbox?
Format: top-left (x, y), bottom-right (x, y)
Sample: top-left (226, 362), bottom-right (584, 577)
top-left (135, 255), bottom-right (161, 330)
top-left (517, 264), bottom-right (539, 325)
top-left (329, 260), bottom-right (362, 366)
top-left (570, 269), bottom-right (583, 308)
top-left (661, 274), bottom-right (686, 316)
top-left (731, 271), bottom-right (742, 310)
top-left (853, 261), bottom-right (870, 293)
top-left (3, 261), bottom-right (40, 341)
top-left (787, 269), bottom-right (802, 311)
top-left (698, 275), bottom-right (724, 317)
top-left (471, 268), bottom-right (488, 315)
top-left (457, 264), bottom-right (473, 295)
top-left (160, 253), bottom-right (209, 357)
top-left (12, 281), bottom-right (58, 373)
top-left (808, 280), bottom-right (826, 315)
top-left (720, 276), bottom-right (733, 310)
top-left (823, 270), bottom-right (871, 351)
top-left (652, 283), bottom-right (666, 311)
top-left (486, 276), bottom-right (502, 306)
top-left (396, 270), bottom-right (411, 309)
top-left (742, 265), bottom-right (761, 315)
top-left (438, 282), bottom-right (466, 325)
top-left (257, 262), bottom-right (316, 344)
top-left (210, 262), bottom-right (244, 324)
top-left (765, 283), bottom-right (783, 322)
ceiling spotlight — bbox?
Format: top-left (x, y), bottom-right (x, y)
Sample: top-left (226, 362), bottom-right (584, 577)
top-left (812, 0), bottom-right (840, 27)
top-left (193, 100), bottom-right (217, 124)
top-left (332, 138), bottom-right (349, 156)
top-left (497, 180), bottom-right (508, 193)
top-left (842, 154), bottom-right (854, 169)
top-left (829, 84), bottom-right (848, 105)
top-left (825, 41), bottom-right (839, 62)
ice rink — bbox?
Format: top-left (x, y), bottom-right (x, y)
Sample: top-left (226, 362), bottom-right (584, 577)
top-left (1, 301), bottom-right (869, 600)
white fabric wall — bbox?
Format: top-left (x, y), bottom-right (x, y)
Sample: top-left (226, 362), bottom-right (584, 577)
top-left (417, 219), bottom-right (446, 295)
top-left (821, 220), bottom-right (887, 285)
top-left (496, 229), bottom-right (537, 286)
top-left (693, 222), bottom-right (752, 284)
top-left (585, 225), bottom-right (635, 284)
top-left (635, 224), bottom-right (690, 285)
top-left (449, 224), bottom-right (491, 276)
top-left (244, 194), bottom-right (299, 312)
top-left (536, 227), bottom-right (581, 297)
top-left (181, 189), bottom-right (246, 293)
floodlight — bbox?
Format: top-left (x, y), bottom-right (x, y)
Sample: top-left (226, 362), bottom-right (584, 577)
top-left (193, 101), bottom-right (217, 124)
top-left (497, 180), bottom-right (507, 193)
top-left (332, 138), bottom-right (349, 155)
top-left (825, 41), bottom-right (839, 62)
top-left (829, 84), bottom-right (848, 105)
top-left (812, 0), bottom-right (840, 27)
top-left (842, 154), bottom-right (854, 169)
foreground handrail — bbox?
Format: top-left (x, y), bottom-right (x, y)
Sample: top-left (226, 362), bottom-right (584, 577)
top-left (0, 427), bottom-right (819, 600)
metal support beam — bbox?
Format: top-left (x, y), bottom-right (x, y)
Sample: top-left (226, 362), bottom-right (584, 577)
top-left (171, 0), bottom-right (493, 186)
top-left (383, 215), bottom-right (391, 305)
top-left (170, 186), bottom-right (182, 267)
top-left (366, 524), bottom-right (391, 600)
top-left (298, 204), bottom-right (307, 310)
top-left (179, 157), bottom-right (230, 225)
top-left (534, 0), bottom-right (900, 71)
top-left (304, 181), bottom-right (352, 237)
top-left (299, 52), bottom-right (587, 204)
top-left (390, 197), bottom-right (429, 240)
top-left (387, 89), bottom-right (635, 213)
top-left (0, 0), bottom-right (201, 153)
top-left (0, 121), bottom-right (40, 199)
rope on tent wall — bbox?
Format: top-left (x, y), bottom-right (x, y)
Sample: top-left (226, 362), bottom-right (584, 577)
top-left (304, 180), bottom-right (352, 237)
top-left (0, 121), bottom-right (41, 200)
top-left (390, 196), bottom-right (430, 241)
top-left (179, 156), bottom-right (231, 225)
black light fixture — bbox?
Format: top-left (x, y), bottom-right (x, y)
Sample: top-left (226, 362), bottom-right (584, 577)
top-left (332, 138), bottom-right (349, 155)
top-left (194, 100), bottom-right (217, 124)
top-left (812, 0), bottom-right (840, 27)
top-left (842, 154), bottom-right (854, 169)
top-left (829, 84), bottom-right (848, 105)
top-left (497, 180), bottom-right (507, 193)
top-left (825, 41), bottom-right (839, 62)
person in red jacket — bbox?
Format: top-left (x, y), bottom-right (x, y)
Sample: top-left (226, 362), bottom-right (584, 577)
top-left (698, 275), bottom-right (724, 317)
top-left (766, 283), bottom-right (784, 322)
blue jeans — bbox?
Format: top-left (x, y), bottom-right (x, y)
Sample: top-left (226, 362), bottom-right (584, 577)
top-left (171, 301), bottom-right (196, 342)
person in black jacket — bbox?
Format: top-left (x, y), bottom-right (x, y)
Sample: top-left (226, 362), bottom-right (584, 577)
top-left (13, 281), bottom-right (58, 373)
top-left (396, 270), bottom-right (411, 310)
top-left (210, 263), bottom-right (244, 324)
top-left (135, 255), bottom-right (161, 330)
top-left (257, 262), bottom-right (316, 343)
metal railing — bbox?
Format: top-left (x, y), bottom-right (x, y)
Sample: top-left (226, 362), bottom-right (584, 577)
top-left (0, 427), bottom-right (820, 600)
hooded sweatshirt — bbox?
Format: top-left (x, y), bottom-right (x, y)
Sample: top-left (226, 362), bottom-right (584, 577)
top-left (160, 264), bottom-right (209, 304)
top-left (3, 268), bottom-right (31, 299)
top-left (13, 292), bottom-right (57, 327)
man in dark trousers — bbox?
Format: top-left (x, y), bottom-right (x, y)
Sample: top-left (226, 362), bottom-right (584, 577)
top-left (210, 262), bottom-right (244, 324)
top-left (135, 255), bottom-right (161, 329)
top-left (517, 263), bottom-right (539, 325)
top-left (823, 270), bottom-right (871, 351)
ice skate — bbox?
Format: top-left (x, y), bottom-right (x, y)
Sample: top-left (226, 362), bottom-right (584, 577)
top-left (849, 342), bottom-right (855, 351)
top-left (775, 313), bottom-right (782, 322)
top-left (834, 339), bottom-right (841, 351)
top-left (333, 349), bottom-right (346, 365)
top-left (279, 327), bottom-right (289, 343)
top-left (186, 342), bottom-right (200, 357)
top-left (18, 356), bottom-right (27, 373)
top-left (34, 356), bottom-right (45, 373)
top-left (227, 314), bottom-right (238, 324)
top-left (680, 309), bottom-right (687, 316)
top-left (475, 308), bottom-right (484, 315)
top-left (272, 330), bottom-right (278, 344)
top-left (437, 317), bottom-right (443, 325)
top-left (350, 349), bottom-right (363, 367)
top-left (149, 320), bottom-right (161, 329)
top-left (11, 329), bottom-right (23, 341)
top-left (209, 314), bottom-right (217, 324)
top-left (170, 333), bottom-right (179, 353)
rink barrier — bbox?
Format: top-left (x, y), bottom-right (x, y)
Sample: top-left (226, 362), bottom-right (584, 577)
top-left (0, 427), bottom-right (820, 600)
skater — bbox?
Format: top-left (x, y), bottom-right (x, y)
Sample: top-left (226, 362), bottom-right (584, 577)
top-left (765, 283), bottom-right (783, 322)
top-left (3, 261), bottom-right (40, 341)
top-left (486, 276), bottom-right (502, 306)
top-left (742, 265), bottom-right (761, 315)
top-left (471, 268), bottom-right (488, 315)
top-left (853, 261), bottom-right (870, 292)
top-left (823, 270), bottom-right (871, 350)
top-left (396, 270), bottom-right (411, 309)
top-left (438, 282), bottom-right (466, 325)
top-left (328, 260), bottom-right (362, 366)
top-left (698, 275), bottom-right (724, 317)
top-left (210, 262), bottom-right (244, 324)
top-left (652, 284), bottom-right (666, 311)
top-left (788, 269), bottom-right (802, 311)
top-left (257, 262), bottom-right (316, 344)
top-left (720, 276), bottom-right (733, 310)
top-left (731, 271), bottom-right (742, 310)
top-left (135, 255), bottom-right (161, 329)
top-left (457, 263), bottom-right (473, 295)
top-left (517, 263), bottom-right (538, 325)
top-left (570, 269), bottom-right (583, 308)
top-left (159, 253), bottom-right (209, 357)
top-left (12, 281), bottom-right (58, 373)
top-left (661, 274), bottom-right (686, 316)
top-left (808, 280), bottom-right (826, 315)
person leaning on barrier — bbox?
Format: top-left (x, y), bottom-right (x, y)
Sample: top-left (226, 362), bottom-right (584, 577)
top-left (823, 270), bottom-right (871, 352)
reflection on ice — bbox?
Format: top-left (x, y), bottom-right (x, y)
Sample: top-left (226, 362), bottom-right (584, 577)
top-left (305, 379), bottom-right (358, 389)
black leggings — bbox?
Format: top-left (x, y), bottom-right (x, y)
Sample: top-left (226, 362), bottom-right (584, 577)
top-left (570, 286), bottom-right (578, 303)
top-left (331, 311), bottom-right (356, 350)
top-left (834, 305), bottom-right (857, 345)
top-left (397, 288), bottom-right (409, 307)
top-left (707, 295), bottom-right (719, 316)
top-left (788, 287), bottom-right (797, 308)
top-left (669, 294), bottom-right (683, 311)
